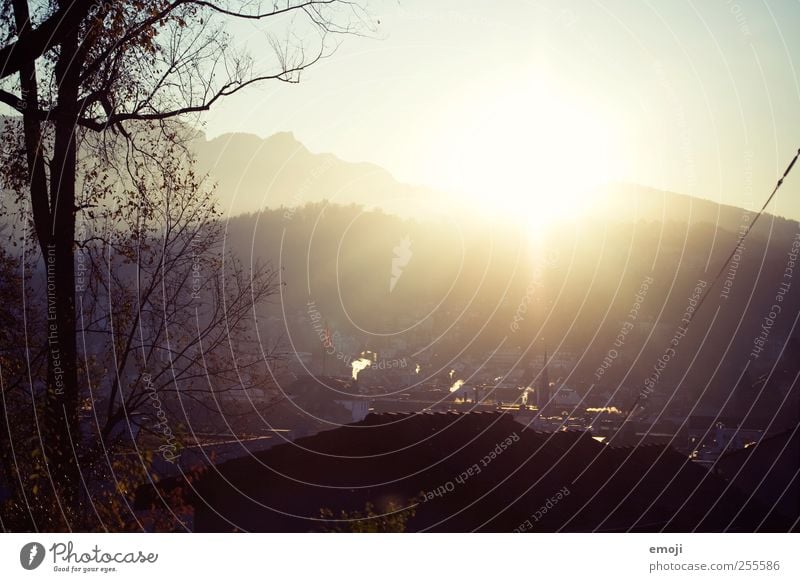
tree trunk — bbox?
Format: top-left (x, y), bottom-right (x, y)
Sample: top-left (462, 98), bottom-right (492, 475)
top-left (38, 20), bottom-right (82, 529)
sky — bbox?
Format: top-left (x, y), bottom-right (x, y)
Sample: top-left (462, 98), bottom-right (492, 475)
top-left (199, 0), bottom-right (800, 220)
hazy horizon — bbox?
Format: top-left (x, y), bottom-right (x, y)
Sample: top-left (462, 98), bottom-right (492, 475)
top-left (199, 0), bottom-right (800, 222)
top-left (189, 125), bottom-right (800, 225)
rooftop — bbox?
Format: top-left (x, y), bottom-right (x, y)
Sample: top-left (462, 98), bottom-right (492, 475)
top-left (137, 411), bottom-right (796, 532)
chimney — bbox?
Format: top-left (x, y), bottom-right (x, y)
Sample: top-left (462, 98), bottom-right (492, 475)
top-left (539, 339), bottom-right (550, 409)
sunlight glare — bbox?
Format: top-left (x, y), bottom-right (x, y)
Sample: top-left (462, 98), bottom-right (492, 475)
top-left (438, 79), bottom-right (620, 231)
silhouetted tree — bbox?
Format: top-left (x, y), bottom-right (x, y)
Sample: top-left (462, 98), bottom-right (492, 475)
top-left (0, 0), bottom-right (372, 530)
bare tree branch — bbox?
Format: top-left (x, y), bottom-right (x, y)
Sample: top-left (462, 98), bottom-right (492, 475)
top-left (0, 0), bottom-right (94, 80)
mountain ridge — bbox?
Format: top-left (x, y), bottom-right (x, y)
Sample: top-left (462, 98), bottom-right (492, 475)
top-left (1, 114), bottom-right (795, 233)
top-left (193, 128), bottom-right (797, 235)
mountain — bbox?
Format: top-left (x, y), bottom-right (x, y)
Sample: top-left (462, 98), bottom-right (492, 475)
top-left (193, 129), bottom-right (797, 239)
top-left (596, 182), bottom-right (796, 235)
top-left (3, 113), bottom-right (794, 232)
top-left (191, 131), bottom-right (445, 217)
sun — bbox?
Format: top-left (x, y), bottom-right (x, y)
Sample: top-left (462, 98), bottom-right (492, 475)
top-left (434, 79), bottom-right (621, 231)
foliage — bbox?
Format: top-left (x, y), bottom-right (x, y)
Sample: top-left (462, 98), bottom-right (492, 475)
top-left (319, 498), bottom-right (419, 533)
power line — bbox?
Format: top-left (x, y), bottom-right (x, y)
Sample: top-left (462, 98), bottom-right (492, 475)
top-left (691, 147), bottom-right (800, 326)
top-left (615, 146), bottom-right (800, 434)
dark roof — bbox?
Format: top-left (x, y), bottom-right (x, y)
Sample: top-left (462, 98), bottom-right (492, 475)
top-left (138, 411), bottom-right (794, 532)
top-left (714, 429), bottom-right (800, 527)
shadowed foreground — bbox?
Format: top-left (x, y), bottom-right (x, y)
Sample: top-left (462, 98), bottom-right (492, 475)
top-left (138, 412), bottom-right (799, 532)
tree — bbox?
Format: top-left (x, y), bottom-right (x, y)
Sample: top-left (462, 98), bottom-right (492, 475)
top-left (1, 131), bottom-right (280, 531)
top-left (0, 241), bottom-right (42, 531)
top-left (319, 499), bottom-right (418, 533)
top-left (0, 0), bottom-right (372, 530)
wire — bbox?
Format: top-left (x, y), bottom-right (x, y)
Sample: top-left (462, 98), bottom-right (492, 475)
top-left (615, 147), bottom-right (800, 434)
top-left (691, 147), bottom-right (800, 327)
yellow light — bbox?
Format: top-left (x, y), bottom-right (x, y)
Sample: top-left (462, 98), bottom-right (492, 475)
top-left (433, 77), bottom-right (621, 232)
